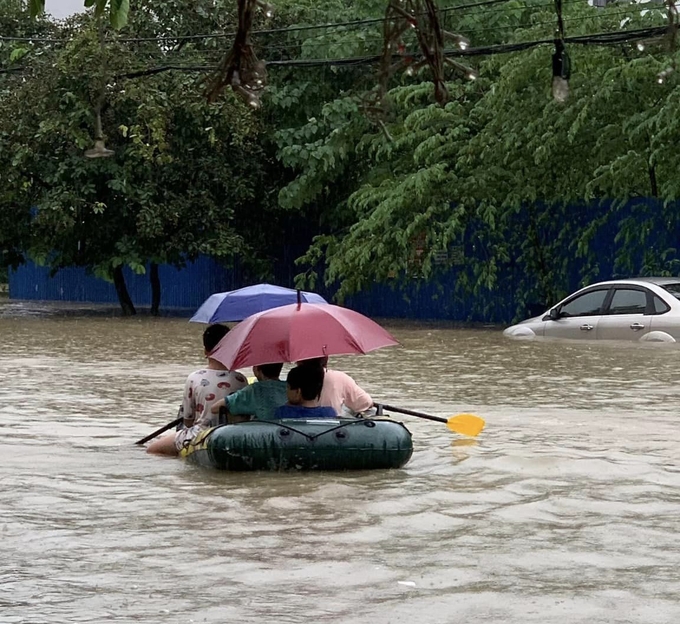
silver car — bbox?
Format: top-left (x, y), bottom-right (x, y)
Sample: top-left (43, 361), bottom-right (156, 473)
top-left (503, 277), bottom-right (680, 343)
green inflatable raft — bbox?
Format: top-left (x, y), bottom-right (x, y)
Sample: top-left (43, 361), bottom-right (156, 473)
top-left (180, 418), bottom-right (413, 471)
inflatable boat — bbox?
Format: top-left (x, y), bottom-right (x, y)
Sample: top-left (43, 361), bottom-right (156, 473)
top-left (179, 417), bottom-right (413, 471)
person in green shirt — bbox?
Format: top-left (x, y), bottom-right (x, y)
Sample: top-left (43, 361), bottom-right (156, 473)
top-left (210, 362), bottom-right (287, 422)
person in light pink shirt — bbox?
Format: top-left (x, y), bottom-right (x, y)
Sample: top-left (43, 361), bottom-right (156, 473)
top-left (297, 356), bottom-right (373, 416)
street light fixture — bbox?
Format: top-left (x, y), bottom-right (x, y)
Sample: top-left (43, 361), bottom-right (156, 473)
top-left (84, 99), bottom-right (113, 159)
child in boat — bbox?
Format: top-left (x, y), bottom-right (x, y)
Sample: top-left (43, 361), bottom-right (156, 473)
top-left (146, 324), bottom-right (248, 456)
top-left (296, 356), bottom-right (373, 416)
top-left (274, 365), bottom-right (337, 419)
top-left (210, 362), bottom-right (287, 421)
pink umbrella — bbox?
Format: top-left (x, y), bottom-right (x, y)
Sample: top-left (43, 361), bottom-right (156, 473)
top-left (210, 303), bottom-right (399, 369)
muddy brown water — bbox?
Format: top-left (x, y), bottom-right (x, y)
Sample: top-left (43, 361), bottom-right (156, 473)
top-left (2, 300), bottom-right (680, 623)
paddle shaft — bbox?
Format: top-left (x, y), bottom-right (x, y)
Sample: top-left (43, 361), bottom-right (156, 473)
top-left (135, 416), bottom-right (183, 446)
top-left (379, 403), bottom-right (446, 424)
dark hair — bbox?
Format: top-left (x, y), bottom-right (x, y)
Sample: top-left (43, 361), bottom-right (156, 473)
top-left (259, 362), bottom-right (283, 379)
top-left (287, 365), bottom-right (324, 401)
top-left (203, 324), bottom-right (229, 353)
top-left (297, 356), bottom-right (328, 369)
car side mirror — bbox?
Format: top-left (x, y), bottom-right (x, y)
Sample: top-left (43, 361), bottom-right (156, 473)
top-left (549, 308), bottom-right (561, 321)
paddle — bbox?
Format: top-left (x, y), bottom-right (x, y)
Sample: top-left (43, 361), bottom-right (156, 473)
top-left (377, 403), bottom-right (485, 437)
top-left (135, 416), bottom-right (183, 446)
top-left (136, 377), bottom-right (257, 446)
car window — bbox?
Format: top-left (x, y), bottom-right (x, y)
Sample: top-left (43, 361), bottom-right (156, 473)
top-left (606, 288), bottom-right (647, 315)
top-left (560, 289), bottom-right (608, 317)
top-left (652, 295), bottom-right (670, 314)
top-left (661, 283), bottom-right (680, 300)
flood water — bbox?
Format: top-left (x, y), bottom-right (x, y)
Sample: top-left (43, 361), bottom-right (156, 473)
top-left (2, 299), bottom-right (680, 623)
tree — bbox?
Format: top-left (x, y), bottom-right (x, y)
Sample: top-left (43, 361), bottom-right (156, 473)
top-left (13, 0), bottom-right (680, 321)
top-left (276, 0), bottom-right (680, 319)
top-left (0, 0), bottom-right (57, 275)
top-left (1, 2), bottom-right (267, 314)
top-left (29, 0), bottom-right (129, 28)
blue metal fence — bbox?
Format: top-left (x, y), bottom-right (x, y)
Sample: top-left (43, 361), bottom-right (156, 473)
top-left (9, 256), bottom-right (231, 311)
top-left (8, 198), bottom-right (676, 323)
top-left (8, 257), bottom-right (517, 322)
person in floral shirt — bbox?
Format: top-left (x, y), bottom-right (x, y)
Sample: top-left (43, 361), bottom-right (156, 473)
top-left (146, 324), bottom-right (248, 456)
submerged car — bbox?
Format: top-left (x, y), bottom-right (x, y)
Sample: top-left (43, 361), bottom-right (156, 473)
top-left (503, 277), bottom-right (680, 343)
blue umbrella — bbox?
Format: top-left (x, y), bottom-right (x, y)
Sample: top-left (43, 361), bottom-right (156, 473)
top-left (190, 283), bottom-right (328, 323)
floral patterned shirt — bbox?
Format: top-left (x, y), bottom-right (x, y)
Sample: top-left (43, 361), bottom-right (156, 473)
top-left (181, 368), bottom-right (248, 430)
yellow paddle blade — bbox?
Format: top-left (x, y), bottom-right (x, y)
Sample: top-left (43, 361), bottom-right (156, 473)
top-left (248, 376), bottom-right (256, 385)
top-left (446, 414), bottom-right (485, 437)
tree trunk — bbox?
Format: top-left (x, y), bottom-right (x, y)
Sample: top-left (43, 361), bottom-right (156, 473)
top-left (527, 204), bottom-right (555, 307)
top-left (150, 262), bottom-right (161, 316)
top-left (649, 163), bottom-right (659, 198)
top-left (112, 265), bottom-right (136, 316)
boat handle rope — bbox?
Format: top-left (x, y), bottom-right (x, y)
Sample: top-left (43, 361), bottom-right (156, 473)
top-left (270, 418), bottom-right (391, 442)
top-left (184, 418), bottom-right (398, 447)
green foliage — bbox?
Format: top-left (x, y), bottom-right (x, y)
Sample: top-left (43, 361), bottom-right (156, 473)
top-left (0, 0), bottom-right (270, 308)
top-left (7, 0), bottom-right (680, 321)
top-left (276, 1), bottom-right (680, 319)
top-left (30, 0), bottom-right (129, 28)
top-left (0, 0), bottom-right (56, 270)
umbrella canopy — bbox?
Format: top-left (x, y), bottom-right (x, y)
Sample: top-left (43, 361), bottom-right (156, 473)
top-left (210, 303), bottom-right (399, 369)
top-left (190, 283), bottom-right (328, 323)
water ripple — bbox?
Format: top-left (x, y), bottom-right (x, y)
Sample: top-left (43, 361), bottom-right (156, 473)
top-left (3, 307), bottom-right (680, 622)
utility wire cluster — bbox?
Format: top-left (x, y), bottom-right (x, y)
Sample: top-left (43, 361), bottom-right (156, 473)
top-left (110, 24), bottom-right (675, 77)
top-left (0, 0), bottom-right (533, 44)
top-left (1, 1), bottom-right (677, 112)
top-left (203, 0), bottom-right (271, 107)
top-left (0, 0), bottom-right (650, 45)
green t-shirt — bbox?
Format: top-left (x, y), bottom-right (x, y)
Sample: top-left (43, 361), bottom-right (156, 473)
top-left (226, 379), bottom-right (288, 420)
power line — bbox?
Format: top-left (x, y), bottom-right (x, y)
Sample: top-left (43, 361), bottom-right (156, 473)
top-left (115, 0), bottom-right (520, 43)
top-left (0, 35), bottom-right (62, 42)
top-left (119, 64), bottom-right (212, 79)
top-left (205, 6), bottom-right (666, 52)
top-left (2, 12), bottom-right (670, 78)
top-left (111, 24), bottom-right (671, 78)
top-left (0, 0), bottom-right (515, 44)
top-left (116, 0), bottom-right (598, 44)
top-left (81, 1), bottom-right (664, 64)
top-left (0, 0), bottom-right (609, 45)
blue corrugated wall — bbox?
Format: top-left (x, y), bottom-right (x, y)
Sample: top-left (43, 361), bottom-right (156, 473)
top-left (8, 199), bottom-right (675, 323)
top-left (9, 256), bottom-right (234, 310)
top-left (7, 257), bottom-right (517, 322)
top-left (9, 257), bottom-right (513, 321)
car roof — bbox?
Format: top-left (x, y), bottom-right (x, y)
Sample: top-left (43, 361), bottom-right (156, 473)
top-left (628, 277), bottom-right (680, 285)
top-left (595, 277), bottom-right (680, 287)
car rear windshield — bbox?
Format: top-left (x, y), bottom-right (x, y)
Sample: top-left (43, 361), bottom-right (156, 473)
top-left (661, 283), bottom-right (680, 300)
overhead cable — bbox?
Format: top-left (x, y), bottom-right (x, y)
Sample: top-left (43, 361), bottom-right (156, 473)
top-left (0, 0), bottom-right (604, 45)
top-left (108, 24), bottom-right (672, 79)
